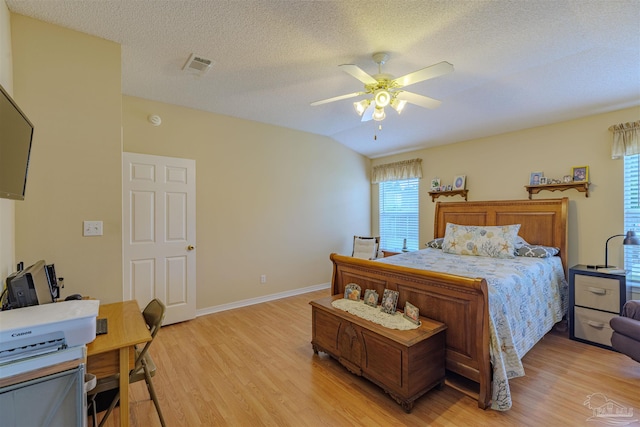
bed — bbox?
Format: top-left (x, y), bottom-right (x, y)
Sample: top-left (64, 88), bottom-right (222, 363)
top-left (329, 198), bottom-right (568, 410)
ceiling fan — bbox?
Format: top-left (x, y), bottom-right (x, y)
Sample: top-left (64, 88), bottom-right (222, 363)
top-left (311, 52), bottom-right (453, 122)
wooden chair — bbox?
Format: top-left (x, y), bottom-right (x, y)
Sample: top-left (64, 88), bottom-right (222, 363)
top-left (88, 299), bottom-right (167, 427)
top-left (352, 236), bottom-right (380, 259)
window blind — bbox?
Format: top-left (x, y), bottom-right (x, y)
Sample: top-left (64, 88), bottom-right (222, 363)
top-left (379, 178), bottom-right (419, 251)
top-left (624, 154), bottom-right (640, 282)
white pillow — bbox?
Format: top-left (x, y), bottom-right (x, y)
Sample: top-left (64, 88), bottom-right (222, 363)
top-left (441, 223), bottom-right (521, 259)
top-left (353, 237), bottom-right (377, 259)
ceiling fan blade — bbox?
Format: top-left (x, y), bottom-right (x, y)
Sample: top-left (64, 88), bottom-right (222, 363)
top-left (396, 91), bottom-right (442, 109)
top-left (310, 91), bottom-right (364, 106)
top-left (339, 64), bottom-right (378, 85)
top-left (361, 103), bottom-right (375, 122)
top-left (392, 61), bottom-right (454, 87)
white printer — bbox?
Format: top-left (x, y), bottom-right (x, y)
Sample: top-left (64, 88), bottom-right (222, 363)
top-left (0, 299), bottom-right (99, 379)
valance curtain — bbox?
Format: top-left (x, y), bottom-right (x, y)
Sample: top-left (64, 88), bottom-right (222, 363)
top-left (609, 120), bottom-right (640, 159)
top-left (371, 158), bottom-right (422, 183)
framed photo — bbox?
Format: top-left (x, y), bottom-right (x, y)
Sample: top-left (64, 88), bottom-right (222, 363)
top-left (380, 289), bottom-right (399, 314)
top-left (446, 184), bottom-right (452, 191)
top-left (539, 177), bottom-right (548, 185)
top-left (430, 178), bottom-right (440, 191)
top-left (563, 175), bottom-right (572, 183)
top-left (363, 289), bottom-right (379, 307)
top-left (344, 283), bottom-right (361, 301)
top-left (572, 166), bottom-right (589, 182)
top-left (453, 175), bottom-right (466, 190)
top-left (403, 301), bottom-right (421, 325)
top-left (529, 172), bottom-right (542, 186)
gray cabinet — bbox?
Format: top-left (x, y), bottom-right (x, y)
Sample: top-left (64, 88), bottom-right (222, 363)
top-left (569, 265), bottom-right (629, 349)
top-left (0, 365), bottom-right (86, 427)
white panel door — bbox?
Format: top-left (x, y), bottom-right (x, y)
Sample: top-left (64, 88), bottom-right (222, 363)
top-left (123, 152), bottom-right (196, 324)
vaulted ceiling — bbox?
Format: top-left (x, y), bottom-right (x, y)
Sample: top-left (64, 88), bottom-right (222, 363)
top-left (6, 0), bottom-right (640, 158)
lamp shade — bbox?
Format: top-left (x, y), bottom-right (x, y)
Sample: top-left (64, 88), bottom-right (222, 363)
top-left (372, 108), bottom-right (386, 121)
top-left (373, 89), bottom-right (391, 108)
top-left (623, 230), bottom-right (640, 245)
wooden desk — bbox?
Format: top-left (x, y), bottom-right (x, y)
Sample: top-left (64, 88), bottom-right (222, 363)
top-left (87, 300), bottom-right (151, 427)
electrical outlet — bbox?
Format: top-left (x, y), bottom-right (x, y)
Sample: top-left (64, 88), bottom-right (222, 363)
top-left (83, 221), bottom-right (103, 236)
top-left (260, 274), bottom-right (267, 284)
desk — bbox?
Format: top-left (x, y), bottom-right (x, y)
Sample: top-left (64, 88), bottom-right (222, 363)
top-left (87, 301), bottom-right (151, 427)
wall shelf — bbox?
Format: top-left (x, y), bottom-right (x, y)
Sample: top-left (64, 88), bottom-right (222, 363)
top-left (525, 182), bottom-right (589, 199)
top-left (428, 189), bottom-right (468, 202)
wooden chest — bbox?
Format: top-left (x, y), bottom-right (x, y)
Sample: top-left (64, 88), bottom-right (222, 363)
top-left (310, 295), bottom-right (446, 412)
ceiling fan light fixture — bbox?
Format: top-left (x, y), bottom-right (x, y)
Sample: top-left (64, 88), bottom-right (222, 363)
top-left (372, 107), bottom-right (386, 121)
top-left (354, 99), bottom-right (370, 116)
top-left (391, 98), bottom-right (407, 114)
top-left (373, 89), bottom-right (391, 108)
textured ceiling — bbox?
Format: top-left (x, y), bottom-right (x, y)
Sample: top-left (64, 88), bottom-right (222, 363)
top-left (6, 0), bottom-right (640, 158)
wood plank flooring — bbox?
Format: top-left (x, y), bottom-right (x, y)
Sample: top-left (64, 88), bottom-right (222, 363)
top-left (96, 289), bottom-right (640, 426)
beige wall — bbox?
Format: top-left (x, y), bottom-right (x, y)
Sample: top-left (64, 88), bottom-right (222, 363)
top-left (0, 1), bottom-right (15, 281)
top-left (11, 15), bottom-right (124, 302)
top-left (372, 105), bottom-right (640, 270)
top-left (123, 96), bottom-right (370, 308)
top-left (6, 14), bottom-right (370, 310)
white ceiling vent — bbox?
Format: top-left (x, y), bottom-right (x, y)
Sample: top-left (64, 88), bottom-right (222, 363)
top-left (182, 53), bottom-right (213, 76)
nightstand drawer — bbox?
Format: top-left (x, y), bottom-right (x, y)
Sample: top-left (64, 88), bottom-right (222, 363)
top-left (574, 274), bottom-right (619, 312)
top-left (574, 306), bottom-right (615, 347)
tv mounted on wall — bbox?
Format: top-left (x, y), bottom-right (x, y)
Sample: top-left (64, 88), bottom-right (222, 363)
top-left (0, 83), bottom-right (34, 201)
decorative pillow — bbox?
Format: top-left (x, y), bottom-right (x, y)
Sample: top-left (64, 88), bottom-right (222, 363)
top-left (514, 235), bottom-right (529, 250)
top-left (352, 237), bottom-right (377, 259)
top-left (516, 244), bottom-right (559, 258)
top-left (441, 223), bottom-right (521, 259)
top-left (426, 238), bottom-right (444, 249)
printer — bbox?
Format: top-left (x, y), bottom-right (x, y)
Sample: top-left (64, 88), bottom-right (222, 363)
top-left (0, 299), bottom-right (99, 379)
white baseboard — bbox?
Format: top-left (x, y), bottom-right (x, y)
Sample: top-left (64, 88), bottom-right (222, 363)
top-left (196, 282), bottom-right (331, 317)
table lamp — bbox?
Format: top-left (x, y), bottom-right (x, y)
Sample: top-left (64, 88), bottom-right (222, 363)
top-left (596, 230), bottom-right (640, 269)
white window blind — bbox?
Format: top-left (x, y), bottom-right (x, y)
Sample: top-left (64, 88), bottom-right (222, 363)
top-left (624, 154), bottom-right (640, 282)
top-left (379, 178), bottom-right (419, 251)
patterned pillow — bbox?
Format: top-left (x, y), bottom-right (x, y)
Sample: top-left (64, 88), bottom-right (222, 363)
top-left (441, 223), bottom-right (521, 259)
top-left (426, 238), bottom-right (444, 249)
top-left (514, 235), bottom-right (529, 250)
top-left (516, 244), bottom-right (559, 258)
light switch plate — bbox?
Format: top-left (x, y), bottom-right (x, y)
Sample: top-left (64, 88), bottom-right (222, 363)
top-left (83, 221), bottom-right (103, 236)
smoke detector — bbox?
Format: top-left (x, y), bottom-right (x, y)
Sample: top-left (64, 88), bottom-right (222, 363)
top-left (182, 53), bottom-right (213, 76)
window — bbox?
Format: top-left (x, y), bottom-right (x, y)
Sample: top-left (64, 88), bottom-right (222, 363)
top-left (624, 154), bottom-right (640, 282)
top-left (379, 178), bottom-right (419, 251)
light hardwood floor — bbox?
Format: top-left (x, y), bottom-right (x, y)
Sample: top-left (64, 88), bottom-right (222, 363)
top-left (97, 289), bottom-right (640, 426)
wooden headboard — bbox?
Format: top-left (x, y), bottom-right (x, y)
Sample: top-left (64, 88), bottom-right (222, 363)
top-left (434, 198), bottom-right (569, 276)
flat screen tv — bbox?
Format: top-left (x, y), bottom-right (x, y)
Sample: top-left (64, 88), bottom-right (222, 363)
top-left (0, 83), bottom-right (34, 201)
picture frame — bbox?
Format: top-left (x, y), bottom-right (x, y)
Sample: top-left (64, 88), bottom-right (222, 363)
top-left (403, 301), bottom-right (421, 325)
top-left (363, 289), bottom-right (379, 307)
top-left (529, 172), bottom-right (542, 186)
top-left (344, 283), bottom-right (361, 301)
top-left (572, 166), bottom-right (589, 182)
top-left (430, 178), bottom-right (440, 191)
top-left (453, 175), bottom-right (466, 190)
top-left (563, 175), bottom-right (572, 183)
top-left (446, 184), bottom-right (452, 191)
top-left (539, 177), bottom-right (548, 185)
top-left (380, 289), bottom-right (399, 314)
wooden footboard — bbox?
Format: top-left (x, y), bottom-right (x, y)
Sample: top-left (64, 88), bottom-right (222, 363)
top-left (330, 253), bottom-right (491, 409)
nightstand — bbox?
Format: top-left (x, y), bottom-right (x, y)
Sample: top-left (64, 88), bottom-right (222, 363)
top-left (569, 264), bottom-right (630, 349)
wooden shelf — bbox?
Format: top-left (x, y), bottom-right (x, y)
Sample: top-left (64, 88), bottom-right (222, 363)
top-left (428, 189), bottom-right (468, 202)
top-left (525, 182), bottom-right (589, 199)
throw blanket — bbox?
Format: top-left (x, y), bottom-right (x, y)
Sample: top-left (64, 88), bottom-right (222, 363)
top-left (377, 248), bottom-right (568, 410)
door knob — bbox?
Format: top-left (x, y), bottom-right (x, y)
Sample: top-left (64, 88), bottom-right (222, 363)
top-left (187, 245), bottom-right (195, 251)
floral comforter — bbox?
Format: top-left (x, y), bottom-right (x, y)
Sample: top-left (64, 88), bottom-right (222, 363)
top-left (377, 248), bottom-right (568, 410)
